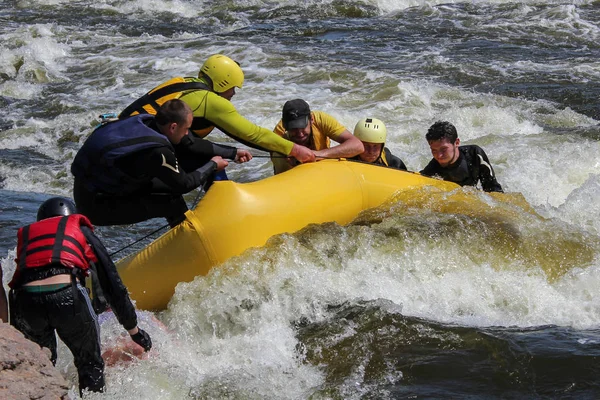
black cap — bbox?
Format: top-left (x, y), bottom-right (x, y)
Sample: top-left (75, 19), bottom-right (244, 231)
top-left (282, 99), bottom-right (311, 130)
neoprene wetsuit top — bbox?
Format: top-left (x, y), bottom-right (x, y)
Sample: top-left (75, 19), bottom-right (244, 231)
top-left (420, 144), bottom-right (503, 193)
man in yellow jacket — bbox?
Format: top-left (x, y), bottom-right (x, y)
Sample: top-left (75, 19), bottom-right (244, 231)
top-left (271, 99), bottom-right (364, 174)
top-left (119, 54), bottom-right (314, 172)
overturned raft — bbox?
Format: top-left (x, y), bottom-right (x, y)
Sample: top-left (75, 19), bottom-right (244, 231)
top-left (117, 160), bottom-right (459, 310)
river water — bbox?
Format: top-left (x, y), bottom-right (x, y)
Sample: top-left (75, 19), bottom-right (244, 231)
top-left (1, 0), bottom-right (600, 398)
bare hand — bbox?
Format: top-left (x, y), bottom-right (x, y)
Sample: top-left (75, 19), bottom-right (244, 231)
top-left (234, 149), bottom-right (253, 164)
top-left (211, 156), bottom-right (229, 171)
top-left (289, 144), bottom-right (316, 163)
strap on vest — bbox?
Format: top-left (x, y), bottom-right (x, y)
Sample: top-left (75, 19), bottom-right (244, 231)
top-left (119, 81), bottom-right (211, 118)
top-left (88, 261), bottom-right (109, 314)
top-left (18, 225), bottom-right (30, 271)
top-left (52, 216), bottom-right (69, 263)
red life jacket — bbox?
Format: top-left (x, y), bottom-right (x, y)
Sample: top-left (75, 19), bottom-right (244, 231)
top-left (10, 214), bottom-right (98, 288)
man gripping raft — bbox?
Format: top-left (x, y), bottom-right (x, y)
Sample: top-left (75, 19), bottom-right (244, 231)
top-left (71, 100), bottom-right (239, 227)
top-left (119, 54), bottom-right (315, 174)
top-left (420, 121), bottom-right (503, 192)
top-left (271, 99), bottom-right (364, 174)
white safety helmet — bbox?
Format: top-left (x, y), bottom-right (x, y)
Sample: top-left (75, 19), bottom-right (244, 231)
top-left (354, 118), bottom-right (387, 143)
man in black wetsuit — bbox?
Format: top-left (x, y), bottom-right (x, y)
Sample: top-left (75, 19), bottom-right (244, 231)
top-left (71, 99), bottom-right (251, 226)
top-left (420, 121), bottom-right (503, 193)
top-left (7, 197), bottom-right (152, 396)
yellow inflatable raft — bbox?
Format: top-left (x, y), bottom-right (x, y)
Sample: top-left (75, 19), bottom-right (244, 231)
top-left (117, 160), bottom-right (459, 310)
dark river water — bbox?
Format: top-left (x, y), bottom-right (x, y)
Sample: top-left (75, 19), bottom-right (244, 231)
top-left (1, 0), bottom-right (600, 398)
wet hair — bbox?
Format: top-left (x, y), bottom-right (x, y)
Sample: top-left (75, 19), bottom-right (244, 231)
top-left (155, 99), bottom-right (191, 126)
top-left (425, 121), bottom-right (458, 142)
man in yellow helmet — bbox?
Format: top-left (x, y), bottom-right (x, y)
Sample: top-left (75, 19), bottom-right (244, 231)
top-left (350, 117), bottom-right (407, 170)
top-left (271, 99), bottom-right (364, 174)
top-left (119, 54), bottom-right (314, 172)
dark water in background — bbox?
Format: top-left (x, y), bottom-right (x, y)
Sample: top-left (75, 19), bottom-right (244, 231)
top-left (1, 0), bottom-right (600, 398)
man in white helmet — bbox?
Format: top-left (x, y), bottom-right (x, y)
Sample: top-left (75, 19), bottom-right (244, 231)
top-left (119, 54), bottom-right (314, 175)
top-left (350, 117), bottom-right (407, 170)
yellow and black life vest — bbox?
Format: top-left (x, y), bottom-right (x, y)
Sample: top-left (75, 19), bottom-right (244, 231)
top-left (118, 77), bottom-right (210, 119)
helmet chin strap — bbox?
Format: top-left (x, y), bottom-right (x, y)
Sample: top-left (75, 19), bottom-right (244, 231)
top-left (199, 73), bottom-right (216, 93)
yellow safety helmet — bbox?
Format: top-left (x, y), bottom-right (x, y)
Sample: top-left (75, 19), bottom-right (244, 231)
top-left (354, 117), bottom-right (387, 143)
top-left (199, 54), bottom-right (244, 93)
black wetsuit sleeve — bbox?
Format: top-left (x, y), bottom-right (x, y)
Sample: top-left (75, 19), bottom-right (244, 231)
top-left (119, 147), bottom-right (217, 194)
top-left (472, 146), bottom-right (503, 193)
top-left (149, 147), bottom-right (217, 194)
top-left (384, 148), bottom-right (408, 171)
top-left (176, 135), bottom-right (237, 160)
top-left (82, 227), bottom-right (137, 331)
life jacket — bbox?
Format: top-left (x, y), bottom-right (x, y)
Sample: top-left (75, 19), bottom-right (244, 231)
top-left (119, 77), bottom-right (211, 117)
top-left (349, 145), bottom-right (389, 166)
top-left (376, 149), bottom-right (390, 166)
top-left (9, 215), bottom-right (98, 288)
top-left (71, 114), bottom-right (172, 194)
top-left (118, 77), bottom-right (216, 136)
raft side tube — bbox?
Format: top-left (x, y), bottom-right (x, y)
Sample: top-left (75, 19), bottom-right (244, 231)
top-left (117, 160), bottom-right (458, 310)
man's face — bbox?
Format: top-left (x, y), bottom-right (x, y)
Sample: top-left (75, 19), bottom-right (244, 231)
top-left (359, 142), bottom-right (383, 163)
top-left (287, 119), bottom-right (312, 146)
top-left (169, 112), bottom-right (193, 144)
top-left (218, 87), bottom-right (236, 101)
top-left (428, 138), bottom-right (460, 167)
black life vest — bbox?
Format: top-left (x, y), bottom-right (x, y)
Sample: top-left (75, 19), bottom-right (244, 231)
top-left (71, 114), bottom-right (172, 194)
top-left (10, 214), bottom-right (98, 288)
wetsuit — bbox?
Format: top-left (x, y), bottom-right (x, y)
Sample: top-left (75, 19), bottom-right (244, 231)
top-left (8, 215), bottom-right (138, 395)
top-left (420, 144), bottom-right (503, 192)
top-left (271, 111), bottom-right (346, 174)
top-left (350, 147), bottom-right (408, 171)
top-left (71, 116), bottom-right (236, 226)
top-left (120, 77), bottom-right (295, 156)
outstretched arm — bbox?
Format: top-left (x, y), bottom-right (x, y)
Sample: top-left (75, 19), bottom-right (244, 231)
top-left (82, 227), bottom-right (152, 351)
top-left (148, 148), bottom-right (225, 194)
top-left (313, 130), bottom-right (364, 160)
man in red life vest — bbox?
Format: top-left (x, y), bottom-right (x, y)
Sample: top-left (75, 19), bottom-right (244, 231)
top-left (7, 197), bottom-right (152, 395)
